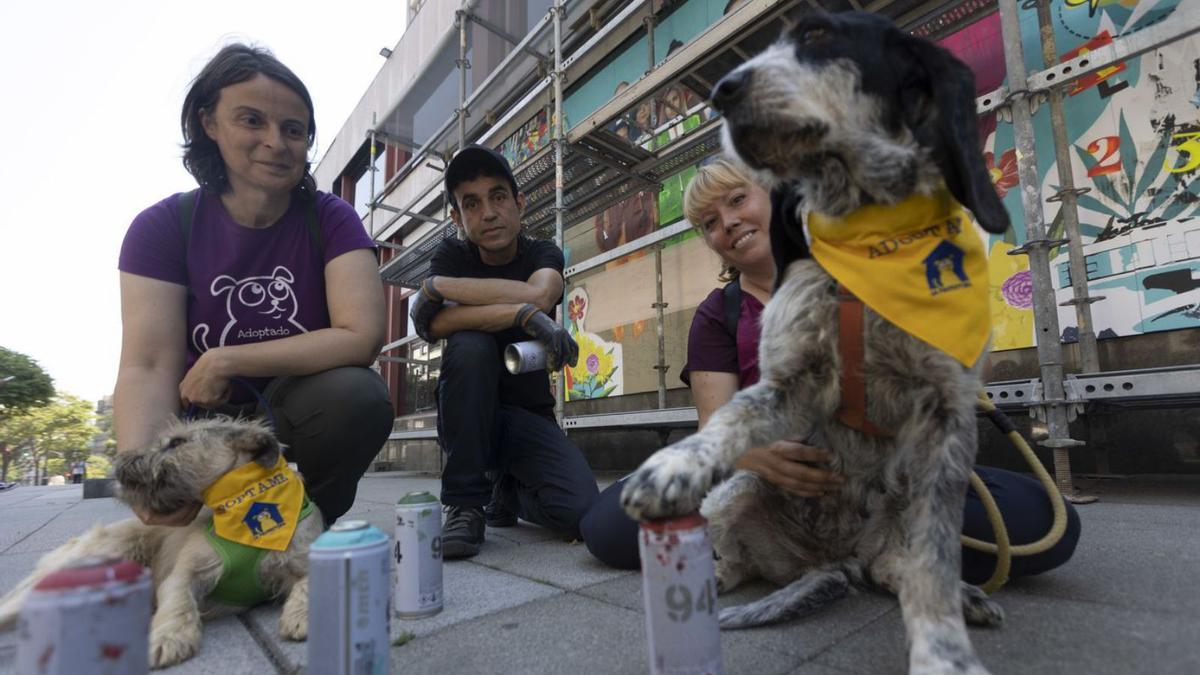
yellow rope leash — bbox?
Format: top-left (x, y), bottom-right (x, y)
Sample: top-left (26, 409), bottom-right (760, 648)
top-left (963, 393), bottom-right (1069, 594)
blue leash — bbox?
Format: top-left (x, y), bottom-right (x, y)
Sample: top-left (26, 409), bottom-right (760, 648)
top-left (182, 376), bottom-right (278, 431)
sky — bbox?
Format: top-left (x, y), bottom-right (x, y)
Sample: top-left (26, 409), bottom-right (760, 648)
top-left (0, 0), bottom-right (407, 403)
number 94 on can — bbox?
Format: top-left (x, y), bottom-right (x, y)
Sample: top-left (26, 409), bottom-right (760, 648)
top-left (638, 514), bottom-right (723, 675)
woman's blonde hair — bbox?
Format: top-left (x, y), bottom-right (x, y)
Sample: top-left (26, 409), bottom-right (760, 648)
top-left (683, 157), bottom-right (768, 282)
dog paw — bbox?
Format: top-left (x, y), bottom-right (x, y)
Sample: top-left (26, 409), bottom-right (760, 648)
top-left (620, 446), bottom-right (717, 520)
top-left (279, 605), bottom-right (308, 641)
top-left (961, 584), bottom-right (1004, 628)
top-left (149, 624), bottom-right (201, 669)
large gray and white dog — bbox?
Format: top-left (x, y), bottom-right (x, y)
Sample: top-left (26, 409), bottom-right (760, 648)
top-left (621, 12), bottom-right (1012, 675)
top-left (0, 418), bottom-right (321, 669)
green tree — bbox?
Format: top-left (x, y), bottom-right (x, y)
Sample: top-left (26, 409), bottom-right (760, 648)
top-left (0, 395), bottom-right (95, 483)
top-left (0, 347), bottom-right (55, 481)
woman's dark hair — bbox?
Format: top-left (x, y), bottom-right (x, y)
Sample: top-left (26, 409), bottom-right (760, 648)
top-left (181, 43), bottom-right (317, 199)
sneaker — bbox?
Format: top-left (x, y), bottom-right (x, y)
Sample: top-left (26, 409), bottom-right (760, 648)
top-left (441, 505), bottom-right (485, 559)
top-left (484, 475), bottom-right (518, 528)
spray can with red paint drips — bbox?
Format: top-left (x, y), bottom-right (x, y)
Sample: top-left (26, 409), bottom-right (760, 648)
top-left (17, 557), bottom-right (152, 675)
top-left (638, 513), bottom-right (723, 675)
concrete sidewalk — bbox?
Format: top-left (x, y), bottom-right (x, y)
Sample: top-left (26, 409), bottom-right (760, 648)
top-left (1, 472), bottom-right (1197, 674)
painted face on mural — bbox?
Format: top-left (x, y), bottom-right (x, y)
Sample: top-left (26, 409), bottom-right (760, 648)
top-left (450, 174), bottom-right (526, 265)
top-left (696, 181), bottom-right (772, 273)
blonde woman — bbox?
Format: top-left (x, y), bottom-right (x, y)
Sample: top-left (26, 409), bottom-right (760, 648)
top-left (580, 158), bottom-right (1080, 582)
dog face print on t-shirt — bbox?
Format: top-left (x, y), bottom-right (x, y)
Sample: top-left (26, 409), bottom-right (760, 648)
top-left (192, 266), bottom-right (308, 352)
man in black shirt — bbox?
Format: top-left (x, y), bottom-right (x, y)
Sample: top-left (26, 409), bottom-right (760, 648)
top-left (410, 145), bottom-right (598, 558)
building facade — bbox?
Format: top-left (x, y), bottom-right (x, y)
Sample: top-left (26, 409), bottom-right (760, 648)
top-left (315, 0), bottom-right (1200, 474)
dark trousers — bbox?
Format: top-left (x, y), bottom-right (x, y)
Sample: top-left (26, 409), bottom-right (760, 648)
top-left (580, 465), bottom-right (1081, 583)
top-left (438, 331), bottom-right (599, 539)
top-left (245, 366), bottom-right (393, 525)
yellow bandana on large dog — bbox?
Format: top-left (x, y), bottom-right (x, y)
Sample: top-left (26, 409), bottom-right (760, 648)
top-left (202, 455), bottom-right (304, 552)
top-left (806, 190), bottom-right (990, 367)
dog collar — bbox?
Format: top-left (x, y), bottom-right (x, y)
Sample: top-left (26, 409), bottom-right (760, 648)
top-left (202, 455), bottom-right (306, 552)
top-left (806, 189), bottom-right (991, 367)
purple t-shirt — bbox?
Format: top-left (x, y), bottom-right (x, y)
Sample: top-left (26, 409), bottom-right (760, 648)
top-left (119, 189), bottom-right (375, 398)
top-left (681, 286), bottom-right (764, 389)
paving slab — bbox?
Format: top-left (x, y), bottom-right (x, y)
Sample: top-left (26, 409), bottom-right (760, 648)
top-left (576, 572), bottom-right (898, 661)
top-left (385, 589), bottom-right (801, 675)
top-left (0, 474), bottom-right (1197, 674)
top-left (247, 556), bottom-right (565, 671)
top-left (4, 498), bottom-right (133, 554)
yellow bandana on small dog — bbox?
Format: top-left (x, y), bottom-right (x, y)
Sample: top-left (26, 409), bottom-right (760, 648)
top-left (806, 190), bottom-right (990, 367)
top-left (202, 455), bottom-right (304, 551)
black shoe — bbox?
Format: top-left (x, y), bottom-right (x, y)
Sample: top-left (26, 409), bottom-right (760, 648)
top-left (441, 505), bottom-right (485, 559)
top-left (484, 475), bottom-right (518, 528)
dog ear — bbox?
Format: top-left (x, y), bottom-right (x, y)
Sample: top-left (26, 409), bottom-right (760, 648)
top-left (768, 183), bottom-right (810, 291)
top-left (896, 36), bottom-right (1010, 235)
top-left (230, 425), bottom-right (283, 469)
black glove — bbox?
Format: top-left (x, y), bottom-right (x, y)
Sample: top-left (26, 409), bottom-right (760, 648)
top-left (409, 277), bottom-right (444, 342)
top-left (515, 303), bottom-right (579, 370)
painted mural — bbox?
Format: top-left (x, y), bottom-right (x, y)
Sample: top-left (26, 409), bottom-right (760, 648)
top-left (563, 287), bottom-right (625, 400)
top-left (954, 0), bottom-right (1200, 349)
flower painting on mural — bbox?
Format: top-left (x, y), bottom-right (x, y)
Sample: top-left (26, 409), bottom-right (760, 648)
top-left (985, 149), bottom-right (1019, 198)
top-left (563, 287), bottom-right (624, 400)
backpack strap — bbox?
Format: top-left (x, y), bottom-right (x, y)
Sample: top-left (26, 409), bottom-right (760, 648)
top-left (178, 189), bottom-right (200, 252)
top-left (722, 279), bottom-right (741, 339)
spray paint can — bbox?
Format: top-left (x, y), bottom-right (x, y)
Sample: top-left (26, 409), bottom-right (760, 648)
top-left (394, 491), bottom-right (443, 618)
top-left (307, 520), bottom-right (391, 675)
top-left (17, 557), bottom-right (152, 675)
top-left (504, 340), bottom-right (547, 374)
top-left (638, 514), bottom-right (723, 675)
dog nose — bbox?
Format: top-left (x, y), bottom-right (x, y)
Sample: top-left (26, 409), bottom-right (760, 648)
top-left (710, 70), bottom-right (749, 113)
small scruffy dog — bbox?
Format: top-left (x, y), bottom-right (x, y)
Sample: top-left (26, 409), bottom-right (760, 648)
top-left (0, 418), bottom-right (321, 669)
top-left (622, 11), bottom-right (1012, 675)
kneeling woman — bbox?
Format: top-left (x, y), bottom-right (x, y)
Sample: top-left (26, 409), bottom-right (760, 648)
top-left (579, 158), bottom-right (1081, 585)
top-left (115, 44), bottom-right (393, 527)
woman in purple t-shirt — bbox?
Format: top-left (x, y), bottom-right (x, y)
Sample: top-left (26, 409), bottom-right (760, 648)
top-left (115, 45), bottom-right (393, 527)
top-left (581, 159), bottom-right (1079, 582)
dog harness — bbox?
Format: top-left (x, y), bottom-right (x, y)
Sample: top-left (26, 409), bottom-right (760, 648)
top-left (805, 189), bottom-right (991, 434)
top-left (205, 496), bottom-right (313, 606)
top-left (201, 456), bottom-right (312, 606)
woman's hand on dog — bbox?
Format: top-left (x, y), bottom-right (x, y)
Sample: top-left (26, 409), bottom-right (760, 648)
top-left (180, 349), bottom-right (232, 409)
top-left (132, 501), bottom-right (203, 527)
top-left (737, 440), bottom-right (844, 497)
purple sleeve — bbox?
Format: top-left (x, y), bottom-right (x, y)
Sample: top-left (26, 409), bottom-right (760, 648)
top-left (680, 287), bottom-right (737, 386)
top-left (118, 194), bottom-right (188, 286)
top-left (316, 192), bottom-right (376, 263)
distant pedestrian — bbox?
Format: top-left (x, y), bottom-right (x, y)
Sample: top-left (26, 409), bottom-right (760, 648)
top-left (70, 461), bottom-right (85, 484)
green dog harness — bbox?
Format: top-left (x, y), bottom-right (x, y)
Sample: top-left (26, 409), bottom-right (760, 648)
top-left (205, 496), bottom-right (314, 607)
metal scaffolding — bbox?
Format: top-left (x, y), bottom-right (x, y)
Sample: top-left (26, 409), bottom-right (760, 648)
top-left (375, 0), bottom-right (1200, 484)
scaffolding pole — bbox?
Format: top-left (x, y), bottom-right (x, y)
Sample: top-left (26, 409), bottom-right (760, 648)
top-left (457, 10), bottom-right (469, 151)
top-left (997, 0), bottom-right (1085, 498)
top-left (553, 0), bottom-right (567, 426)
top-left (1035, 0), bottom-right (1107, 486)
top-left (643, 11), bottom-right (669, 409)
top-left (1034, 0), bottom-right (1100, 374)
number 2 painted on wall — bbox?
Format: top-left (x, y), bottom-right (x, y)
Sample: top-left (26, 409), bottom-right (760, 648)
top-left (1086, 136), bottom-right (1121, 177)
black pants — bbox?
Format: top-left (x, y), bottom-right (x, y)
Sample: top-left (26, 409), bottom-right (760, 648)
top-left (224, 366), bottom-right (393, 526)
top-left (580, 465), bottom-right (1081, 584)
top-left (438, 331), bottom-right (599, 539)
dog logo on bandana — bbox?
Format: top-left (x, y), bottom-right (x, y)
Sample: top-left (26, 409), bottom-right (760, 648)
top-left (922, 240), bottom-right (970, 295)
top-left (244, 502), bottom-right (286, 537)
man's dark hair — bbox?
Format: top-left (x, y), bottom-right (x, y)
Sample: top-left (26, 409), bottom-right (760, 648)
top-left (181, 43), bottom-right (317, 199)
